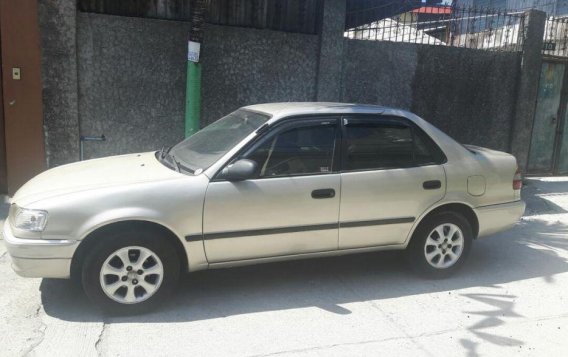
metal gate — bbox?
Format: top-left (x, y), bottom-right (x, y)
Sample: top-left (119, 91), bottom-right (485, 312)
top-left (527, 60), bottom-right (568, 174)
top-left (527, 15), bottom-right (568, 175)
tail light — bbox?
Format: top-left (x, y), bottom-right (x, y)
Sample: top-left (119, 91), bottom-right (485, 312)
top-left (513, 168), bottom-right (522, 190)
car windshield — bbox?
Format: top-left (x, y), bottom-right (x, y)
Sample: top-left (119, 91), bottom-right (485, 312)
top-left (169, 109), bottom-right (270, 172)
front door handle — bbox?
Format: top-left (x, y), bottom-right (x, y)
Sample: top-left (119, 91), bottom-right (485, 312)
top-left (423, 180), bottom-right (442, 190)
top-left (312, 188), bottom-right (335, 199)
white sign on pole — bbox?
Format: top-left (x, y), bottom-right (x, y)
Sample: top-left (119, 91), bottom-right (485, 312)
top-left (188, 41), bottom-right (201, 62)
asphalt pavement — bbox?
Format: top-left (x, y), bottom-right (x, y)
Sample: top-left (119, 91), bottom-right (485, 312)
top-left (1, 179), bottom-right (567, 356)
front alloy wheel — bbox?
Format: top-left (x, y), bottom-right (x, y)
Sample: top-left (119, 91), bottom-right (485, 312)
top-left (82, 228), bottom-right (180, 314)
top-left (99, 246), bottom-right (164, 304)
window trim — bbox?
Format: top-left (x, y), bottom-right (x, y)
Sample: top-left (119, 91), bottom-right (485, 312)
top-left (212, 116), bottom-right (342, 181)
top-left (340, 115), bottom-right (447, 173)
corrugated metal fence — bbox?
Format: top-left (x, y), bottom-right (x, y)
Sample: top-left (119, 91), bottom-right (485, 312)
top-left (78, 0), bottom-right (322, 34)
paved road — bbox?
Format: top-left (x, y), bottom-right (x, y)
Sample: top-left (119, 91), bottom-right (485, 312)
top-left (1, 179), bottom-right (568, 356)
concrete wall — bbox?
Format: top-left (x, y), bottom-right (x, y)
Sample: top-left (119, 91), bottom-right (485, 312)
top-left (74, 14), bottom-right (318, 159)
top-left (201, 24), bottom-right (319, 125)
top-left (38, 0), bottom-right (80, 166)
top-left (412, 46), bottom-right (521, 152)
top-left (343, 39), bottom-right (521, 151)
top-left (37, 3), bottom-right (536, 164)
top-left (510, 10), bottom-right (546, 170)
top-left (316, 0), bottom-right (346, 101)
top-left (342, 41), bottom-right (417, 110)
top-left (77, 13), bottom-right (189, 160)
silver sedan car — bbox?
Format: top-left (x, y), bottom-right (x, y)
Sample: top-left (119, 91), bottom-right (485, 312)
top-left (4, 103), bottom-right (525, 313)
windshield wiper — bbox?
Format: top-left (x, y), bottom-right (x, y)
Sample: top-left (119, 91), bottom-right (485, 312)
top-left (158, 146), bottom-right (180, 172)
top-left (158, 146), bottom-right (196, 174)
top-left (159, 146), bottom-right (172, 159)
top-left (169, 154), bottom-right (181, 173)
top-left (178, 160), bottom-right (196, 174)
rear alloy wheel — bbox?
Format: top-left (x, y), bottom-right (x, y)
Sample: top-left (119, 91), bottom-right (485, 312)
top-left (82, 229), bottom-right (180, 314)
top-left (406, 212), bottom-right (472, 278)
top-left (424, 223), bottom-right (465, 269)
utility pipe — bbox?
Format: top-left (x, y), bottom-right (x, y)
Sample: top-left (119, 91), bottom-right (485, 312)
top-left (184, 0), bottom-right (206, 137)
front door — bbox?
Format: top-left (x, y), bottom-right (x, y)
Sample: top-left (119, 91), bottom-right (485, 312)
top-left (203, 118), bottom-right (341, 263)
top-left (338, 116), bottom-right (446, 249)
top-left (528, 61), bottom-right (566, 173)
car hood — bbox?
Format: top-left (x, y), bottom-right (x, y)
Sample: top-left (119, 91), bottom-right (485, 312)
top-left (13, 152), bottom-right (184, 206)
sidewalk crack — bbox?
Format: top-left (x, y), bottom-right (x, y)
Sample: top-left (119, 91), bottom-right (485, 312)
top-left (21, 304), bottom-right (47, 356)
top-left (95, 320), bottom-right (108, 356)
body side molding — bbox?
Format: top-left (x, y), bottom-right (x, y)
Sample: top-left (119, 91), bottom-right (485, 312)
top-left (185, 217), bottom-right (416, 241)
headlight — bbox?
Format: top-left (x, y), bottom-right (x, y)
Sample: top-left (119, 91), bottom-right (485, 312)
top-left (12, 206), bottom-right (48, 232)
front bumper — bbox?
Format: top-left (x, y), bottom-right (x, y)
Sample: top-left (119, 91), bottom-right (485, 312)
top-left (3, 223), bottom-right (78, 278)
top-left (475, 200), bottom-right (526, 238)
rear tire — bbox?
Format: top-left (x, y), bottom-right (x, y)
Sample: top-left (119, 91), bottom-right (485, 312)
top-left (405, 211), bottom-right (472, 279)
top-left (81, 228), bottom-right (180, 315)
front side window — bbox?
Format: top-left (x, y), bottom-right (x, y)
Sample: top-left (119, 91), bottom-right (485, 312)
top-left (244, 122), bottom-right (337, 178)
top-left (169, 109), bottom-right (270, 172)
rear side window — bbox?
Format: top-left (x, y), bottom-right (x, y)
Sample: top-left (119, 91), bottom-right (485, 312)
top-left (343, 120), bottom-right (445, 171)
top-left (344, 124), bottom-right (413, 170)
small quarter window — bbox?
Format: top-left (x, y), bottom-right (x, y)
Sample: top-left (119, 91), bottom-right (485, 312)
top-left (413, 127), bottom-right (447, 165)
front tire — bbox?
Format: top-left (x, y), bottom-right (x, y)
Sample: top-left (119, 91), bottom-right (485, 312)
top-left (82, 229), bottom-right (180, 314)
top-left (405, 212), bottom-right (473, 279)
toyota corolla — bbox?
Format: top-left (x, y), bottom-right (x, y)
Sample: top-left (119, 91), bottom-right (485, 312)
top-left (3, 103), bottom-right (525, 313)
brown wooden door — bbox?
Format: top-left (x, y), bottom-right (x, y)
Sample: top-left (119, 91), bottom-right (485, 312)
top-left (0, 0), bottom-right (46, 195)
top-left (0, 35), bottom-right (6, 194)
top-left (0, 2), bottom-right (6, 194)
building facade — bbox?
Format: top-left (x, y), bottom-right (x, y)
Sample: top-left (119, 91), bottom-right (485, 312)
top-left (0, 0), bottom-right (564, 195)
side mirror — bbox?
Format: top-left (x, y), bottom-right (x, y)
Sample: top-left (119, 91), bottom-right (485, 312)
top-left (219, 159), bottom-right (258, 181)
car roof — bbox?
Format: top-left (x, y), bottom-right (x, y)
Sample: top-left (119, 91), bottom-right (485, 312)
top-left (240, 102), bottom-right (470, 161)
top-left (243, 102), bottom-right (396, 120)
top-left (204, 102), bottom-right (472, 176)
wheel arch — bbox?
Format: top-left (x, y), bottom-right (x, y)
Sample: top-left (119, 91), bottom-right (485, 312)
top-left (406, 202), bottom-right (479, 246)
top-left (70, 220), bottom-right (188, 284)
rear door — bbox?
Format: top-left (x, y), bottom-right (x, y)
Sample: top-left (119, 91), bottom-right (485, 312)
top-left (338, 116), bottom-right (446, 249)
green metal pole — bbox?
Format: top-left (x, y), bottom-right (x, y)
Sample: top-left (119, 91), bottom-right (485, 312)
top-left (184, 0), bottom-right (205, 138)
top-left (185, 60), bottom-right (201, 137)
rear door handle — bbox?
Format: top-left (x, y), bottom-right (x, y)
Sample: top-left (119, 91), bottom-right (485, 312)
top-left (312, 188), bottom-right (335, 199)
top-left (423, 180), bottom-right (442, 190)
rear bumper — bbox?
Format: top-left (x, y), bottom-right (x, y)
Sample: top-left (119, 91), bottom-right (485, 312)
top-left (475, 200), bottom-right (525, 238)
top-left (3, 223), bottom-right (78, 278)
